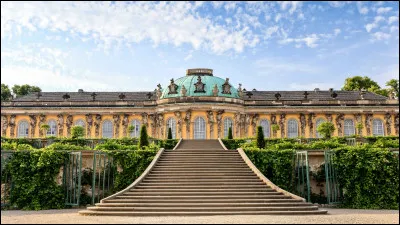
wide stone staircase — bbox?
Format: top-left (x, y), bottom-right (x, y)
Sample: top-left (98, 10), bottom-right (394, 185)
top-left (79, 140), bottom-right (327, 216)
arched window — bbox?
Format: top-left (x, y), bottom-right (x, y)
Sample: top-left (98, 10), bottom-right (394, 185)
top-left (166, 118), bottom-right (176, 139)
top-left (344, 119), bottom-right (355, 136)
top-left (130, 120), bottom-right (141, 138)
top-left (17, 120), bottom-right (29, 138)
top-left (372, 119), bottom-right (384, 136)
top-left (223, 117), bottom-right (233, 138)
top-left (259, 119), bottom-right (270, 138)
top-left (287, 119), bottom-right (298, 138)
top-left (47, 120), bottom-right (57, 136)
top-left (102, 120), bottom-right (113, 138)
top-left (315, 118), bottom-right (326, 138)
top-left (75, 119), bottom-right (86, 128)
top-left (194, 117), bottom-right (206, 139)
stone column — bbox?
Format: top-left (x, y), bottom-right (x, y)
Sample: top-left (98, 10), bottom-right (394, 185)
top-left (122, 114), bottom-right (129, 137)
top-left (244, 114), bottom-right (251, 137)
top-left (85, 114), bottom-right (93, 138)
top-left (216, 110), bottom-right (224, 138)
top-left (307, 113), bottom-right (315, 138)
top-left (395, 113), bottom-right (399, 136)
top-left (354, 113), bottom-right (363, 136)
top-left (9, 115), bottom-right (16, 138)
top-left (251, 114), bottom-right (259, 136)
top-left (113, 114), bottom-right (121, 138)
top-left (158, 113), bottom-right (164, 139)
top-left (336, 113), bottom-right (344, 137)
top-left (240, 114), bottom-right (246, 138)
top-left (184, 110), bottom-right (192, 139)
top-left (279, 113), bottom-right (286, 138)
top-left (38, 114), bottom-right (46, 137)
top-left (234, 112), bottom-right (240, 138)
top-left (299, 113), bottom-right (306, 137)
top-left (174, 111), bottom-right (183, 139)
top-left (365, 113), bottom-right (373, 136)
top-left (271, 114), bottom-right (277, 138)
top-left (148, 113), bottom-right (157, 138)
top-left (94, 114), bottom-right (102, 138)
top-left (1, 115), bottom-right (8, 137)
top-left (66, 115), bottom-right (73, 137)
top-left (207, 110), bottom-right (215, 139)
top-left (384, 113), bottom-right (392, 135)
top-left (325, 113), bottom-right (332, 123)
top-left (57, 114), bottom-right (64, 137)
top-left (141, 112), bottom-right (148, 128)
top-left (29, 115), bottom-right (37, 138)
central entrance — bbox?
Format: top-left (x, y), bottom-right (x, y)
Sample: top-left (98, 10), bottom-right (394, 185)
top-left (194, 117), bottom-right (206, 139)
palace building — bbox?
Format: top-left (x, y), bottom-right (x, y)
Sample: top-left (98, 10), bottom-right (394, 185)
top-left (1, 68), bottom-right (399, 139)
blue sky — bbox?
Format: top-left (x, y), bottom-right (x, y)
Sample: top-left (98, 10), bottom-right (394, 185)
top-left (1, 1), bottom-right (399, 92)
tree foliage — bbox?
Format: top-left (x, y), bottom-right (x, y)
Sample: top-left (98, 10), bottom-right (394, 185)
top-left (12, 84), bottom-right (42, 97)
top-left (167, 127), bottom-right (172, 139)
top-left (341, 76), bottom-right (399, 98)
top-left (1, 83), bottom-right (12, 101)
top-left (386, 79), bottom-right (399, 98)
top-left (256, 126), bottom-right (265, 148)
top-left (227, 127), bottom-right (233, 139)
top-left (71, 126), bottom-right (85, 139)
top-left (138, 125), bottom-right (149, 148)
top-left (316, 122), bottom-right (335, 139)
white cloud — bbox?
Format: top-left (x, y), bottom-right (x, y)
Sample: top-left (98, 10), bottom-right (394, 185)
top-left (279, 34), bottom-right (319, 48)
top-left (1, 1), bottom-right (259, 55)
top-left (264, 26), bottom-right (279, 39)
top-left (376, 7), bottom-right (392, 14)
top-left (277, 1), bottom-right (302, 15)
top-left (184, 54), bottom-right (192, 61)
top-left (390, 26), bottom-right (399, 33)
top-left (334, 28), bottom-right (341, 36)
top-left (371, 32), bottom-right (391, 41)
top-left (289, 82), bottom-right (336, 91)
top-left (388, 16), bottom-right (399, 25)
top-left (365, 16), bottom-right (386, 32)
top-left (356, 1), bottom-right (369, 15)
top-left (328, 1), bottom-right (346, 8)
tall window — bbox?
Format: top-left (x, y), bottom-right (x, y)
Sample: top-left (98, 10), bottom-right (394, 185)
top-left (315, 118), bottom-right (326, 138)
top-left (372, 119), bottom-right (384, 136)
top-left (287, 119), bottom-right (298, 138)
top-left (17, 120), bottom-right (29, 138)
top-left (344, 119), bottom-right (355, 136)
top-left (223, 117), bottom-right (233, 138)
top-left (166, 118), bottom-right (176, 139)
top-left (194, 117), bottom-right (206, 139)
top-left (102, 120), bottom-right (113, 138)
top-left (130, 120), bottom-right (141, 138)
top-left (47, 120), bottom-right (57, 136)
top-left (259, 119), bottom-right (270, 138)
top-left (75, 119), bottom-right (85, 128)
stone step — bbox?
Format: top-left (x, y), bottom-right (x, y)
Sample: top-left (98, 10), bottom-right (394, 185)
top-left (142, 178), bottom-right (261, 182)
top-left (140, 181), bottom-right (264, 185)
top-left (155, 162), bottom-right (247, 166)
top-left (153, 165), bottom-right (249, 168)
top-left (86, 206), bottom-right (319, 212)
top-left (114, 195), bottom-right (292, 199)
top-left (95, 202), bottom-right (312, 207)
top-left (102, 198), bottom-right (304, 203)
top-left (123, 191), bottom-right (280, 195)
top-left (79, 210), bottom-right (327, 216)
top-left (134, 185), bottom-right (273, 189)
top-left (145, 175), bottom-right (257, 179)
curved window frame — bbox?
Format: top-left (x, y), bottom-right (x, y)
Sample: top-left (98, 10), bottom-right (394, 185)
top-left (47, 119), bottom-right (58, 137)
top-left (315, 118), bottom-right (326, 138)
top-left (223, 117), bottom-right (234, 138)
top-left (17, 120), bottom-right (30, 138)
top-left (130, 119), bottom-right (141, 138)
top-left (259, 119), bottom-right (270, 138)
top-left (193, 117), bottom-right (206, 139)
top-left (343, 119), bottom-right (355, 136)
top-left (287, 119), bottom-right (299, 138)
top-left (372, 118), bottom-right (384, 136)
top-left (102, 120), bottom-right (113, 138)
top-left (74, 119), bottom-right (86, 128)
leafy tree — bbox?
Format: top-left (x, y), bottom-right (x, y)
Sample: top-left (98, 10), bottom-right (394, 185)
top-left (271, 124), bottom-right (280, 138)
top-left (256, 126), bottom-right (265, 148)
top-left (40, 124), bottom-right (50, 137)
top-left (227, 127), bottom-right (233, 139)
top-left (316, 122), bottom-right (335, 139)
top-left (386, 79), bottom-right (399, 98)
top-left (356, 122), bottom-right (364, 137)
top-left (71, 126), bottom-right (85, 139)
top-left (12, 84), bottom-right (42, 97)
top-left (127, 125), bottom-right (135, 137)
top-left (167, 127), bottom-right (172, 139)
top-left (341, 76), bottom-right (388, 96)
top-left (138, 125), bottom-right (149, 149)
top-left (1, 84), bottom-right (12, 101)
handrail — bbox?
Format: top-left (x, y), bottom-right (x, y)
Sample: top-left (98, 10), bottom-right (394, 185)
top-left (172, 138), bottom-right (183, 150)
top-left (237, 148), bottom-right (306, 202)
top-left (218, 138), bottom-right (228, 150)
top-left (100, 147), bottom-right (165, 203)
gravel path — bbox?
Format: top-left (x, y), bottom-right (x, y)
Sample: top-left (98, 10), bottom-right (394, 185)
top-left (1, 208), bottom-right (398, 224)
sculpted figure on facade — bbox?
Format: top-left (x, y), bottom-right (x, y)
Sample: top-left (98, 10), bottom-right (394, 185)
top-left (325, 113), bottom-right (332, 123)
top-left (279, 113), bottom-right (286, 138)
top-left (94, 114), bottom-right (102, 138)
top-left (307, 113), bottom-right (315, 138)
top-left (336, 113), bottom-right (344, 136)
top-left (85, 114), bottom-right (93, 137)
top-left (212, 84), bottom-right (219, 97)
top-left (234, 113), bottom-right (241, 137)
top-left (181, 85), bottom-right (187, 97)
top-left (194, 76), bottom-right (206, 93)
top-left (141, 113), bottom-right (148, 128)
top-left (270, 114), bottom-right (277, 137)
top-left (184, 110), bottom-right (192, 134)
top-left (237, 83), bottom-right (243, 98)
top-left (1, 115), bottom-right (8, 137)
top-left (395, 113), bottom-right (399, 135)
top-left (148, 113), bottom-right (157, 137)
top-left (174, 111), bottom-right (183, 138)
top-left (299, 113), bottom-right (306, 137)
top-left (65, 115), bottom-right (73, 137)
top-left (158, 113), bottom-right (164, 138)
top-left (216, 110), bottom-right (224, 137)
top-left (354, 113), bottom-right (363, 136)
top-left (240, 114), bottom-right (246, 136)
top-left (244, 114), bottom-right (251, 135)
top-left (365, 113), bottom-right (373, 136)
top-left (29, 115), bottom-right (37, 138)
top-left (168, 78), bottom-right (178, 94)
top-left (9, 115), bottom-right (16, 137)
top-left (113, 114), bottom-right (121, 138)
top-left (38, 114), bottom-right (46, 137)
top-left (221, 78), bottom-right (231, 94)
top-left (206, 110), bottom-right (215, 135)
top-left (156, 84), bottom-right (163, 99)
top-left (384, 113), bottom-right (392, 135)
top-left (57, 114), bottom-right (64, 137)
top-left (122, 114), bottom-right (129, 137)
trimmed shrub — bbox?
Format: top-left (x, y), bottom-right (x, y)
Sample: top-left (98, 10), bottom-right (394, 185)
top-left (256, 126), bottom-right (265, 149)
top-left (138, 125), bottom-right (149, 148)
top-left (167, 127), bottom-right (172, 139)
top-left (227, 127), bottom-right (233, 139)
top-left (317, 122), bottom-right (335, 139)
top-left (71, 126), bottom-right (85, 139)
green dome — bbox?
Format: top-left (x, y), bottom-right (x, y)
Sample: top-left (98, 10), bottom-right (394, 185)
top-left (160, 75), bottom-right (239, 99)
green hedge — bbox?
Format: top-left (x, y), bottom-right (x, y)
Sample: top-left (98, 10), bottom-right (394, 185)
top-left (2, 149), bottom-right (68, 210)
top-left (332, 146), bottom-right (399, 209)
top-left (243, 148), bottom-right (295, 191)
